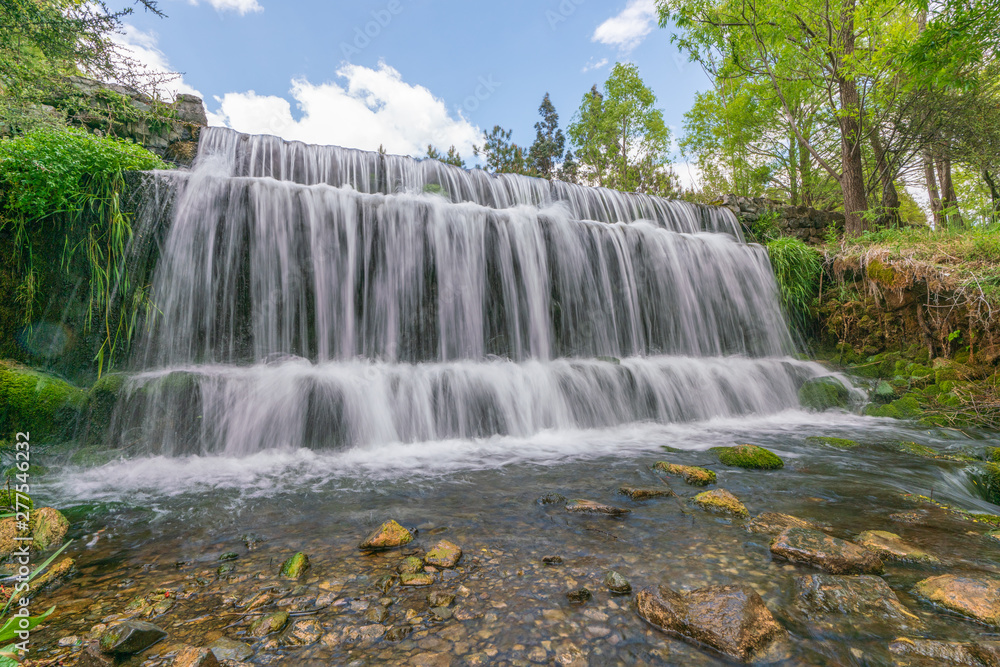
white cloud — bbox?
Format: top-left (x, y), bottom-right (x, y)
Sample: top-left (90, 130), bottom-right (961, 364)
top-left (188, 0), bottom-right (262, 15)
top-left (211, 62), bottom-right (482, 159)
top-left (112, 24), bottom-right (203, 100)
top-left (582, 57), bottom-right (609, 73)
top-left (593, 0), bottom-right (659, 51)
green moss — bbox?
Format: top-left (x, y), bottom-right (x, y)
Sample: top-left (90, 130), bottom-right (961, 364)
top-left (938, 394), bottom-right (962, 408)
top-left (0, 489), bottom-right (32, 511)
top-left (939, 380), bottom-right (956, 393)
top-left (3, 464), bottom-right (46, 478)
top-left (873, 381), bottom-right (895, 403)
top-left (799, 377), bottom-right (851, 411)
top-left (866, 403), bottom-right (900, 418)
top-left (0, 362), bottom-right (86, 443)
top-left (987, 447), bottom-right (1000, 463)
top-left (866, 259), bottom-right (897, 286)
top-left (907, 364), bottom-right (933, 379)
top-left (805, 436), bottom-right (860, 449)
top-left (897, 441), bottom-right (938, 458)
top-left (968, 463), bottom-right (1000, 505)
top-left (279, 552), bottom-right (310, 578)
top-left (918, 415), bottom-right (952, 427)
top-left (715, 444), bottom-right (784, 470)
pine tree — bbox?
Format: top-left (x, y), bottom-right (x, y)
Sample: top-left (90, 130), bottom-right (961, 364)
top-left (527, 93), bottom-right (566, 179)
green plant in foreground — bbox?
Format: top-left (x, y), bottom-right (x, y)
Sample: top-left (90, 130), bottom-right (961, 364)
top-left (0, 540), bottom-right (70, 665)
top-left (0, 127), bottom-right (169, 375)
top-left (765, 236), bottom-right (823, 331)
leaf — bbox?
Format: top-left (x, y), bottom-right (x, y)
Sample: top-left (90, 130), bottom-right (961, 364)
top-left (0, 606), bottom-right (55, 644)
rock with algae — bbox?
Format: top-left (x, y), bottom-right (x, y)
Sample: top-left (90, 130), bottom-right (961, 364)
top-left (715, 444), bottom-right (784, 470)
top-left (654, 462), bottom-right (716, 486)
top-left (694, 489), bottom-right (749, 518)
top-left (359, 520), bottom-right (414, 550)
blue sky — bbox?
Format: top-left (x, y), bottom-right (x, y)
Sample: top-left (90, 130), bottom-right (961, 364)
top-left (121, 0), bottom-right (710, 171)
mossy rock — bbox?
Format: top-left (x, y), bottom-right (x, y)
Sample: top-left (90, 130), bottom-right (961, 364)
top-left (653, 461), bottom-right (716, 486)
top-left (714, 444), bottom-right (784, 470)
top-left (0, 362), bottom-right (86, 443)
top-left (279, 552), bottom-right (310, 578)
top-left (939, 380), bottom-right (956, 393)
top-left (3, 464), bottom-right (46, 478)
top-left (937, 393), bottom-right (961, 408)
top-left (84, 372), bottom-right (128, 440)
top-left (869, 395), bottom-right (922, 420)
top-left (873, 381), bottom-right (895, 404)
top-left (799, 377), bottom-right (851, 411)
top-left (907, 364), bottom-right (933, 379)
top-left (918, 414), bottom-right (952, 428)
top-left (30, 507), bottom-right (69, 551)
top-left (853, 352), bottom-right (901, 379)
top-left (968, 463), bottom-right (1000, 505)
top-left (805, 436), bottom-right (860, 449)
top-left (896, 441), bottom-right (938, 458)
top-left (68, 445), bottom-right (119, 467)
top-left (693, 488), bottom-right (749, 518)
top-left (987, 447), bottom-right (1000, 463)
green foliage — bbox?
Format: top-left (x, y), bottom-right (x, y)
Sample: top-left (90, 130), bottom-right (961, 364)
top-left (765, 236), bottom-right (822, 330)
top-left (474, 126), bottom-right (527, 174)
top-left (425, 145), bottom-right (465, 168)
top-left (0, 128), bottom-right (169, 374)
top-left (568, 63), bottom-right (676, 195)
top-left (527, 93), bottom-right (565, 179)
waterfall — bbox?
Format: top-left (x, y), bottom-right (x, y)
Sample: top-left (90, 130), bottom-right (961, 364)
top-left (111, 127), bottom-right (830, 456)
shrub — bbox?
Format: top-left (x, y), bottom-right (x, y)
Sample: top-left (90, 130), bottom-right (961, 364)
top-left (766, 236), bottom-right (823, 332)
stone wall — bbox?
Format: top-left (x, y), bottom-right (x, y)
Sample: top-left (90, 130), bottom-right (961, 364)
top-left (60, 77), bottom-right (208, 166)
top-left (719, 195), bottom-right (845, 245)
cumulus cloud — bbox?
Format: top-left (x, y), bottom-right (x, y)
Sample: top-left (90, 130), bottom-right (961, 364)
top-left (593, 0), bottom-right (659, 51)
top-left (189, 0), bottom-right (262, 15)
top-left (582, 57), bottom-right (609, 73)
top-left (111, 24), bottom-right (203, 100)
top-left (211, 62), bottom-right (482, 159)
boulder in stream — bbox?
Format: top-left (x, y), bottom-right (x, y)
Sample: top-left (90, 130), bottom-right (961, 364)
top-left (30, 507), bottom-right (69, 551)
top-left (359, 520), bottom-right (414, 550)
top-left (694, 489), bottom-right (749, 518)
top-left (715, 444), bottom-right (784, 470)
top-left (636, 584), bottom-right (786, 662)
top-left (98, 621), bottom-right (167, 655)
top-left (913, 574), bottom-right (1000, 626)
top-left (856, 530), bottom-right (939, 564)
top-left (248, 611), bottom-right (289, 638)
top-left (888, 637), bottom-right (991, 667)
top-left (619, 485), bottom-right (675, 500)
top-left (424, 539), bottom-right (462, 568)
top-left (747, 512), bottom-right (820, 535)
top-left (207, 637), bottom-right (253, 662)
top-left (770, 528), bottom-right (884, 574)
top-left (794, 574), bottom-right (921, 633)
top-left (565, 499), bottom-right (631, 516)
top-left (603, 570), bottom-right (632, 594)
top-left (799, 376), bottom-right (851, 411)
top-left (171, 646), bottom-right (221, 667)
top-left (654, 461), bottom-right (716, 486)
top-left (279, 552), bottom-right (310, 578)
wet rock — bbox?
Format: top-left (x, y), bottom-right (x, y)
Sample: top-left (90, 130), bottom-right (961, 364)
top-left (400, 572), bottom-right (434, 586)
top-left (771, 528), bottom-right (883, 574)
top-left (398, 556), bottom-right (425, 574)
top-left (241, 533), bottom-right (266, 550)
top-left (75, 643), bottom-right (114, 667)
top-left (567, 588), bottom-right (592, 603)
top-left (888, 638), bottom-right (985, 666)
top-left (218, 551), bottom-right (238, 562)
top-left (693, 489), bottom-right (749, 518)
top-left (795, 575), bottom-right (921, 632)
top-left (98, 620), bottom-right (167, 655)
top-left (799, 376), bottom-right (851, 411)
top-left (542, 555), bottom-right (563, 565)
top-left (428, 591), bottom-right (455, 607)
top-left (619, 485), bottom-right (675, 500)
top-left (636, 584), bottom-right (786, 662)
top-left (385, 625), bottom-right (412, 642)
top-left (654, 461), bottom-right (716, 486)
top-left (359, 520), bottom-right (414, 550)
top-left (216, 562), bottom-right (235, 577)
top-left (431, 606), bottom-right (453, 620)
top-left (890, 510), bottom-right (930, 525)
top-left (565, 499), bottom-right (631, 516)
top-left (424, 539), bottom-right (462, 568)
top-left (248, 611), bottom-right (289, 638)
top-left (285, 618), bottom-right (322, 646)
top-left (747, 512), bottom-right (819, 535)
top-left (278, 552), bottom-right (310, 578)
top-left (365, 605), bottom-right (390, 624)
top-left (536, 493), bottom-right (567, 505)
top-left (208, 638), bottom-right (253, 662)
top-left (172, 646), bottom-right (221, 667)
top-left (856, 530), bottom-right (939, 564)
top-left (715, 444), bottom-right (784, 470)
top-left (0, 517), bottom-right (27, 556)
top-left (124, 590), bottom-right (174, 618)
top-left (604, 571), bottom-right (631, 594)
top-left (806, 436), bottom-right (861, 449)
top-left (913, 574), bottom-right (1000, 626)
top-left (30, 507), bottom-right (69, 551)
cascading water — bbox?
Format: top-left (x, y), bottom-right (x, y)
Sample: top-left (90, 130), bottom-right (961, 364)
top-left (109, 127), bottom-right (836, 456)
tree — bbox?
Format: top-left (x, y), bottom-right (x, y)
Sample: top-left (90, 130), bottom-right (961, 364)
top-left (567, 63), bottom-right (675, 195)
top-left (527, 93), bottom-right (565, 179)
top-left (559, 150), bottom-right (579, 184)
top-left (474, 125), bottom-right (527, 174)
top-left (0, 0), bottom-right (172, 131)
top-left (426, 144), bottom-right (466, 168)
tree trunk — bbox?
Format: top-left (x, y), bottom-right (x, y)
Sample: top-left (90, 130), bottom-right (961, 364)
top-left (788, 135), bottom-right (799, 205)
top-left (837, 0), bottom-right (867, 235)
top-left (923, 155), bottom-right (943, 227)
top-left (870, 131), bottom-right (900, 226)
top-left (798, 136), bottom-right (812, 206)
top-left (936, 156), bottom-right (963, 228)
top-left (984, 169), bottom-right (1000, 221)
